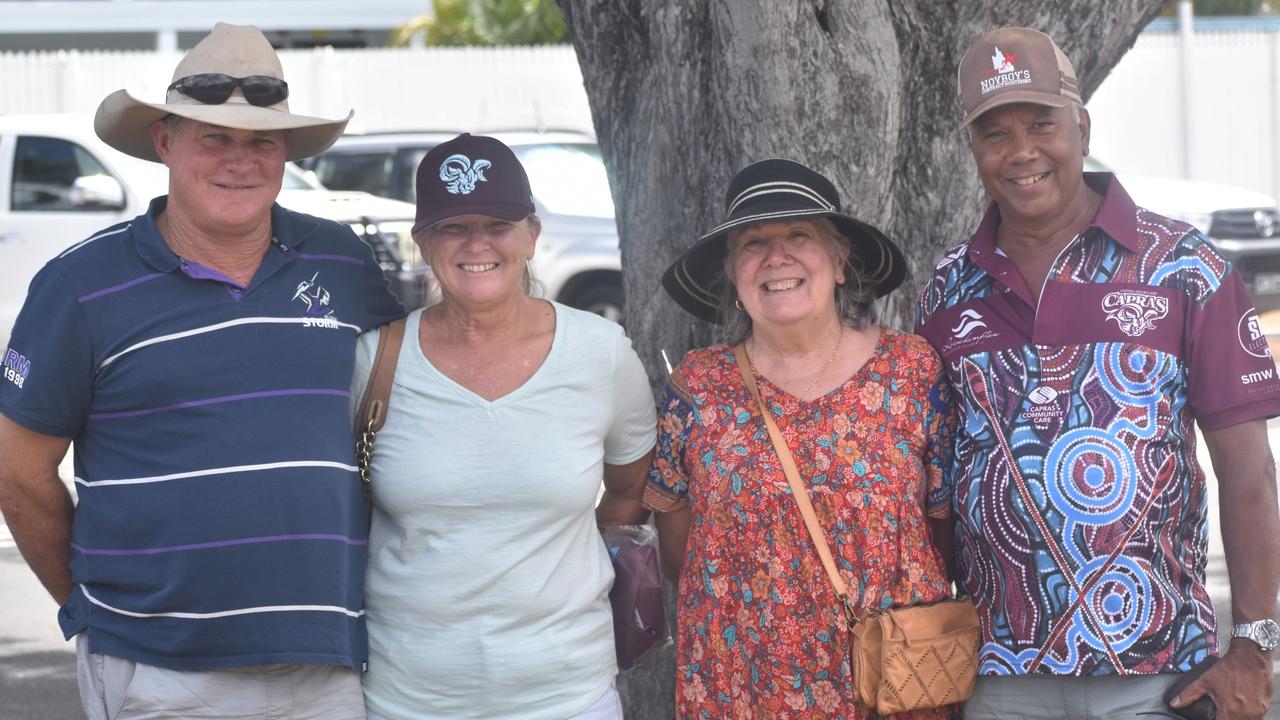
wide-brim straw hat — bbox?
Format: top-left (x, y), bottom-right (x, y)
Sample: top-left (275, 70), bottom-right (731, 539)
top-left (94, 22), bottom-right (352, 162)
top-left (662, 158), bottom-right (906, 324)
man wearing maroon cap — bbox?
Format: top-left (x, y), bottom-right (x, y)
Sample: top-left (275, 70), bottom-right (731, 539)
top-left (917, 27), bottom-right (1280, 718)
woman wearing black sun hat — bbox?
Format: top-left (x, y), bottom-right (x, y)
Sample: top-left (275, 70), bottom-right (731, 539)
top-left (646, 158), bottom-right (960, 718)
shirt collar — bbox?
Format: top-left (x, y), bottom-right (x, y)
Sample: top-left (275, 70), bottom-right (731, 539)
top-left (968, 172), bottom-right (1143, 261)
top-left (134, 196), bottom-right (299, 272)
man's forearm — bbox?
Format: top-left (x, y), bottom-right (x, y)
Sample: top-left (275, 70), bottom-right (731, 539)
top-left (1206, 420), bottom-right (1280, 624)
top-left (1220, 476), bottom-right (1280, 623)
top-left (596, 489), bottom-right (650, 526)
top-left (0, 476), bottom-right (75, 604)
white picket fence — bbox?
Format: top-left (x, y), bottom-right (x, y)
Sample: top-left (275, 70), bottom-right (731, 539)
top-left (1, 27), bottom-right (1278, 197)
top-left (0, 45), bottom-right (596, 135)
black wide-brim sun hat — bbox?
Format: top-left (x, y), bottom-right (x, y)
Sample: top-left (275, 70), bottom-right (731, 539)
top-left (662, 158), bottom-right (906, 324)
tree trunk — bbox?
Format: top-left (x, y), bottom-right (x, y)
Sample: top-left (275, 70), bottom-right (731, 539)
top-left (556, 1), bottom-right (1165, 716)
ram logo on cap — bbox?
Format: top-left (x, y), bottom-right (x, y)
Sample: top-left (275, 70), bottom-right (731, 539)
top-left (439, 154), bottom-right (492, 196)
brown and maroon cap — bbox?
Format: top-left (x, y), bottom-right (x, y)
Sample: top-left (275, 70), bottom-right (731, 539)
top-left (957, 27), bottom-right (1081, 127)
top-left (412, 133), bottom-right (535, 234)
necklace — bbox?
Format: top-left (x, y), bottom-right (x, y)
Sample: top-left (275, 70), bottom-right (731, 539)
top-left (799, 327), bottom-right (843, 398)
top-left (751, 327), bottom-right (844, 399)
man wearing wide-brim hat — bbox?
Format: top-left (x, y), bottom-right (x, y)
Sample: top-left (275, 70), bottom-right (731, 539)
top-left (916, 26), bottom-right (1280, 719)
top-left (0, 22), bottom-right (402, 719)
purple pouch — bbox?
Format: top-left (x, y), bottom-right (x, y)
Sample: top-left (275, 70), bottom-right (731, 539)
top-left (602, 525), bottom-right (670, 670)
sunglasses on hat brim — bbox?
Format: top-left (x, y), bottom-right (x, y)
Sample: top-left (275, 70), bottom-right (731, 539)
top-left (167, 73), bottom-right (289, 107)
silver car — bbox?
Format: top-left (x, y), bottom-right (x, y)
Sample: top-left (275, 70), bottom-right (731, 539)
top-left (0, 114), bottom-right (423, 344)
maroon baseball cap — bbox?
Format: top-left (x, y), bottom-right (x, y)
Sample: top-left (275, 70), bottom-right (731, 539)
top-left (412, 133), bottom-right (535, 234)
top-left (957, 27), bottom-right (1081, 127)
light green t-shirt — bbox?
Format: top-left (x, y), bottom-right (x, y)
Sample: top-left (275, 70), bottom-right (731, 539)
top-left (353, 303), bottom-right (656, 720)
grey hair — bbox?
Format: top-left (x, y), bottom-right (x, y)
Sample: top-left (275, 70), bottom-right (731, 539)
top-left (715, 218), bottom-right (876, 346)
top-left (418, 214), bottom-right (542, 305)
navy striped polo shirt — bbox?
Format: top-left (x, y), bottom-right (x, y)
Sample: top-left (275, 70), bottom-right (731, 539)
top-left (0, 197), bottom-right (403, 670)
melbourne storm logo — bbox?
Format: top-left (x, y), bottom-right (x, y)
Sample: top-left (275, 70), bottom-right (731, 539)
top-left (293, 272), bottom-right (334, 318)
top-left (2, 347), bottom-right (29, 389)
top-left (1102, 290), bottom-right (1168, 337)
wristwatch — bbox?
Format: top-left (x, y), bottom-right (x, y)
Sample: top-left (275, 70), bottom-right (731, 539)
top-left (1232, 618), bottom-right (1280, 651)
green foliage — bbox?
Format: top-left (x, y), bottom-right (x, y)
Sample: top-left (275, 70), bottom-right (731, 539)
top-left (393, 0), bottom-right (569, 47)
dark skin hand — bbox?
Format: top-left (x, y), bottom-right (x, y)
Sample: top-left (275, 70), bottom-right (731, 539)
top-left (928, 514), bottom-right (959, 587)
top-left (595, 449), bottom-right (655, 528)
top-left (654, 504), bottom-right (692, 583)
top-left (1170, 419), bottom-right (1279, 720)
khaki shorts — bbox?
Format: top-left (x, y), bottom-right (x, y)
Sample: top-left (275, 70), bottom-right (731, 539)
top-left (76, 634), bottom-right (365, 720)
top-left (964, 672), bottom-right (1180, 720)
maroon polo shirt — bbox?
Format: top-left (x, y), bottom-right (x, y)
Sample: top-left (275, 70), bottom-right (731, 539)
top-left (917, 172), bottom-right (1280, 676)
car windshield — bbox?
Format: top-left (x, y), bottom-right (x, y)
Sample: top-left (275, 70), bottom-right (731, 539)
top-left (406, 141), bottom-right (615, 219)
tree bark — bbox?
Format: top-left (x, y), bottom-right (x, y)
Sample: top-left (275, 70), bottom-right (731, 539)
top-left (556, 1), bottom-right (1165, 716)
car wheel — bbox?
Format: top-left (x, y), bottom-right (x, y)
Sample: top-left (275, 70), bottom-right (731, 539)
top-left (565, 281), bottom-right (625, 325)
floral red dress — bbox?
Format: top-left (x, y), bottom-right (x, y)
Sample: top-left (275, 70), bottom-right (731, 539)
top-left (644, 329), bottom-right (958, 719)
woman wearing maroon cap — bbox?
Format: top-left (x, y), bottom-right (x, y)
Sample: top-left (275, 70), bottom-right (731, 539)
top-left (648, 158), bottom-right (959, 718)
top-left (352, 134), bottom-right (656, 720)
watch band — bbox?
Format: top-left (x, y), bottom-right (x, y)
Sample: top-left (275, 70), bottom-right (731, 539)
top-left (1232, 619), bottom-right (1280, 651)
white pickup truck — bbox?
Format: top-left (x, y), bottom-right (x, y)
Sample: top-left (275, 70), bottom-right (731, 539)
top-left (0, 114), bottom-right (421, 345)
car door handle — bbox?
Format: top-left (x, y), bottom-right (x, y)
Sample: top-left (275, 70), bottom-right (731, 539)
top-left (0, 231), bottom-right (23, 243)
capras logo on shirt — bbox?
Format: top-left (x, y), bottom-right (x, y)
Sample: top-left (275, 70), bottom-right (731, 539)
top-left (1020, 385), bottom-right (1064, 424)
top-left (1102, 290), bottom-right (1169, 337)
top-left (1027, 386), bottom-right (1058, 404)
top-left (2, 347), bottom-right (30, 389)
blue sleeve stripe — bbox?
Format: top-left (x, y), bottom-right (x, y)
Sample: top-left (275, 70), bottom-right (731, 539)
top-left (77, 272), bottom-right (168, 304)
top-left (72, 533), bottom-right (367, 556)
top-left (99, 316), bottom-right (360, 370)
top-left (74, 459), bottom-right (357, 488)
top-left (295, 252), bottom-right (367, 266)
top-left (88, 387), bottom-right (349, 420)
top-left (79, 585), bottom-right (365, 620)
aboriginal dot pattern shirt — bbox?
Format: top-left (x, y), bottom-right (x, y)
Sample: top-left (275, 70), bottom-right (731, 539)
top-left (915, 173), bottom-right (1280, 676)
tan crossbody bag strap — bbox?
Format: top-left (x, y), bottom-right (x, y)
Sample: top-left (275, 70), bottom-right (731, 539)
top-left (354, 318), bottom-right (408, 526)
top-left (732, 344), bottom-right (854, 611)
top-left (355, 318), bottom-right (407, 439)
